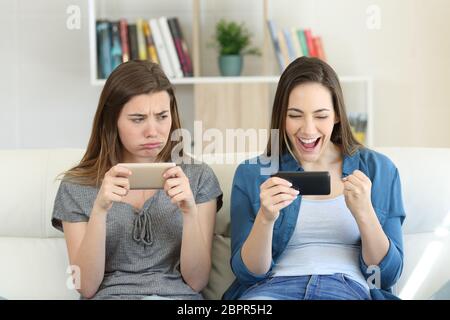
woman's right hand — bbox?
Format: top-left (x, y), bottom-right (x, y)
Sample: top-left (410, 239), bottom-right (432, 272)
top-left (93, 165), bottom-right (132, 212)
top-left (259, 177), bottom-right (299, 223)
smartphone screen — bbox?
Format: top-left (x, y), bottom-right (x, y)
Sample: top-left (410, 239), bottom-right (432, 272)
top-left (271, 171), bottom-right (331, 195)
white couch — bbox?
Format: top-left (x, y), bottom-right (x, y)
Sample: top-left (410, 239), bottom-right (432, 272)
top-left (0, 148), bottom-right (449, 300)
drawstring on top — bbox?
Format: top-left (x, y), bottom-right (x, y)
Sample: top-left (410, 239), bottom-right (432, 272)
top-left (132, 209), bottom-right (153, 246)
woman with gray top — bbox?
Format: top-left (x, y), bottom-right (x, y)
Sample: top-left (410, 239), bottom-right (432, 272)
top-left (52, 61), bottom-right (222, 300)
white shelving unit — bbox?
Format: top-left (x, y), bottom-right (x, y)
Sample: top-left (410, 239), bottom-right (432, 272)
top-left (87, 0), bottom-right (373, 147)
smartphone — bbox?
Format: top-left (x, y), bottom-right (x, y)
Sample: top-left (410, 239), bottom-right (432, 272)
top-left (270, 171), bottom-right (331, 195)
top-left (117, 162), bottom-right (176, 189)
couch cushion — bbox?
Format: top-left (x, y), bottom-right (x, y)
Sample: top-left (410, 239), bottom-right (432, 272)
top-left (374, 147), bottom-right (450, 235)
top-left (202, 235), bottom-right (235, 300)
top-left (0, 237), bottom-right (79, 299)
top-left (202, 152), bottom-right (259, 237)
top-left (208, 163), bottom-right (237, 237)
top-left (0, 149), bottom-right (84, 238)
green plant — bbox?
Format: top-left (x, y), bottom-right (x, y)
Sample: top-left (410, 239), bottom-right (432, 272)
top-left (212, 19), bottom-right (261, 56)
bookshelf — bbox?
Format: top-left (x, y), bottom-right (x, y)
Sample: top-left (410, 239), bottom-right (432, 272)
top-left (88, 0), bottom-right (373, 147)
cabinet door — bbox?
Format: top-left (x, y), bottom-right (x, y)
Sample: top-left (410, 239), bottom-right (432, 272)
top-left (194, 83), bottom-right (271, 153)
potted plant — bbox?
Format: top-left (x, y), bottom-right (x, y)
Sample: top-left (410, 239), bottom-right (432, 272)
top-left (212, 19), bottom-right (261, 76)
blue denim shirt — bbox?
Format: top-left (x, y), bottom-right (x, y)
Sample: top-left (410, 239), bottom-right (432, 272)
top-left (222, 147), bottom-right (406, 300)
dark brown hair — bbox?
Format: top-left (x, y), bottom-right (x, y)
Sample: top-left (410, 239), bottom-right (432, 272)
top-left (63, 60), bottom-right (183, 186)
top-left (266, 56), bottom-right (363, 157)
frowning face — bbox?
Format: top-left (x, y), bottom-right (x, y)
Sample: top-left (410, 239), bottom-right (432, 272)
top-left (117, 91), bottom-right (172, 163)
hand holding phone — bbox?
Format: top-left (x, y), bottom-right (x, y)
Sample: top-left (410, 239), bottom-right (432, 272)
top-left (258, 176), bottom-right (300, 223)
top-left (94, 165), bottom-right (132, 212)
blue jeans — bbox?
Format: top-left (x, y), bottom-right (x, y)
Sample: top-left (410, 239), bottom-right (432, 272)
top-left (239, 274), bottom-right (371, 300)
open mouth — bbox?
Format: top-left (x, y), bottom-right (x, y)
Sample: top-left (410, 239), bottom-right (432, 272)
top-left (297, 137), bottom-right (321, 152)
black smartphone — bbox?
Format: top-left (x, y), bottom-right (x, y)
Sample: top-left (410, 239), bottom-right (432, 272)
top-left (270, 171), bottom-right (331, 195)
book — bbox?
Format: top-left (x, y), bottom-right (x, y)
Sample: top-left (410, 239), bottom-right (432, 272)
top-left (136, 19), bottom-right (148, 60)
top-left (348, 112), bottom-right (367, 144)
top-left (96, 20), bottom-right (112, 79)
top-left (267, 20), bottom-right (285, 72)
top-left (110, 22), bottom-right (123, 70)
top-left (158, 16), bottom-right (183, 78)
top-left (304, 29), bottom-right (316, 57)
top-left (119, 19), bottom-right (129, 62)
top-left (142, 20), bottom-right (159, 64)
top-left (283, 28), bottom-right (297, 62)
top-left (297, 29), bottom-right (310, 57)
top-left (313, 36), bottom-right (326, 61)
top-left (291, 27), bottom-right (303, 58)
top-left (171, 18), bottom-right (193, 76)
top-left (278, 29), bottom-right (290, 67)
top-left (149, 18), bottom-right (175, 78)
top-left (127, 24), bottom-right (139, 60)
top-left (168, 17), bottom-right (192, 77)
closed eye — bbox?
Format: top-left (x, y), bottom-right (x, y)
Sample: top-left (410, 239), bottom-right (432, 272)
top-left (288, 115), bottom-right (328, 119)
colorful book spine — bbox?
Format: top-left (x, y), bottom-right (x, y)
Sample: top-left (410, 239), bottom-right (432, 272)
top-left (119, 19), bottom-right (129, 63)
top-left (136, 19), bottom-right (148, 60)
top-left (96, 20), bottom-right (112, 79)
top-left (278, 29), bottom-right (290, 67)
top-left (297, 29), bottom-right (310, 57)
top-left (110, 22), bottom-right (123, 70)
top-left (267, 20), bottom-right (285, 72)
top-left (149, 18), bottom-right (175, 78)
top-left (313, 36), bottom-right (326, 61)
top-left (158, 16), bottom-right (183, 78)
top-left (142, 20), bottom-right (159, 64)
top-left (283, 28), bottom-right (296, 62)
top-left (173, 18), bottom-right (193, 76)
top-left (168, 17), bottom-right (189, 77)
top-left (127, 24), bottom-right (139, 60)
top-left (304, 29), bottom-right (316, 57)
top-left (291, 27), bottom-right (303, 58)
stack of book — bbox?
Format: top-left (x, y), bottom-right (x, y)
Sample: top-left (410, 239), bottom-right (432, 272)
top-left (96, 17), bottom-right (193, 79)
top-left (267, 20), bottom-right (326, 72)
top-left (348, 112), bottom-right (368, 144)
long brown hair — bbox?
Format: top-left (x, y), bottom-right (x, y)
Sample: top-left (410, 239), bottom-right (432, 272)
top-left (266, 56), bottom-right (363, 157)
top-left (63, 60), bottom-right (183, 187)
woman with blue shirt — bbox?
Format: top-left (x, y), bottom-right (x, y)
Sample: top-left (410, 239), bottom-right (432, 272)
top-left (223, 57), bottom-right (406, 300)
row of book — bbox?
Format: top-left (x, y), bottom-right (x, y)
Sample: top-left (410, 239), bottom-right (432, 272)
top-left (96, 17), bottom-right (193, 80)
top-left (267, 20), bottom-right (326, 72)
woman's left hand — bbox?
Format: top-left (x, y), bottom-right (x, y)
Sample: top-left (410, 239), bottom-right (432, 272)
top-left (163, 166), bottom-right (196, 214)
top-left (342, 170), bottom-right (374, 219)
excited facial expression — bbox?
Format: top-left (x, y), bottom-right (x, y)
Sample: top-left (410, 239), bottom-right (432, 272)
top-left (285, 82), bottom-right (339, 165)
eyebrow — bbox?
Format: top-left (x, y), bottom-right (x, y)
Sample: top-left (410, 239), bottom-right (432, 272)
top-left (287, 108), bottom-right (331, 113)
top-left (128, 110), bottom-right (169, 117)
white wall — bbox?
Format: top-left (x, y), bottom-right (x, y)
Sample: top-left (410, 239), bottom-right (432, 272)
top-left (0, 0), bottom-right (449, 149)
